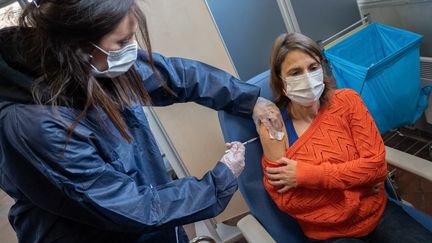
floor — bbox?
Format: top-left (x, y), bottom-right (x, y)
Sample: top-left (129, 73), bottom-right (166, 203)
top-left (182, 214), bottom-right (248, 242)
top-left (0, 190), bottom-right (17, 243)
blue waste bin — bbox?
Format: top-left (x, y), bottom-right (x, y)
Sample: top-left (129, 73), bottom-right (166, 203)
top-left (325, 23), bottom-right (429, 133)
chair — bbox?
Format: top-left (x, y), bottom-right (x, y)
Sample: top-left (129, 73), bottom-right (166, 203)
top-left (217, 70), bottom-right (432, 242)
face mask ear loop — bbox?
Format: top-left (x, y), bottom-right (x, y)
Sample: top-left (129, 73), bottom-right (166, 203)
top-left (90, 43), bottom-right (109, 55)
top-left (90, 43), bottom-right (110, 71)
top-left (32, 0), bottom-right (40, 8)
top-left (90, 64), bottom-right (104, 73)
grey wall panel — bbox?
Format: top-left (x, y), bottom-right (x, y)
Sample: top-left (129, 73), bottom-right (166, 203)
top-left (359, 1), bottom-right (432, 57)
top-left (290, 0), bottom-right (361, 42)
top-left (206, 0), bottom-right (287, 80)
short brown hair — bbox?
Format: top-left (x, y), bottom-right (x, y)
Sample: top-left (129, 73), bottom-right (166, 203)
top-left (269, 33), bottom-right (334, 109)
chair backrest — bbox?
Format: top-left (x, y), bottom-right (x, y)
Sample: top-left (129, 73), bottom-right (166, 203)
top-left (218, 71), bottom-right (306, 242)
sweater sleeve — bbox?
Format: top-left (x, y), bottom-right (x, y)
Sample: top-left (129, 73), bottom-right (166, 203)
top-left (297, 90), bottom-right (387, 189)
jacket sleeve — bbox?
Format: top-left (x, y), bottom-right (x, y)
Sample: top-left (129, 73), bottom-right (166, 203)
top-left (4, 107), bottom-right (238, 233)
top-left (296, 90), bottom-right (387, 190)
top-left (134, 50), bottom-right (260, 116)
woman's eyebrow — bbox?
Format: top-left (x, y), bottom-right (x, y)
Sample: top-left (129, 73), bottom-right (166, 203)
top-left (286, 67), bottom-right (302, 73)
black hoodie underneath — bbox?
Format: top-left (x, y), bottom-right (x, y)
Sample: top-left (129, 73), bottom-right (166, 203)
top-left (0, 27), bottom-right (36, 104)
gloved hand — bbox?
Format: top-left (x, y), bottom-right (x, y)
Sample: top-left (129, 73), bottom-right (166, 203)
top-left (252, 97), bottom-right (284, 140)
top-left (220, 142), bottom-right (245, 177)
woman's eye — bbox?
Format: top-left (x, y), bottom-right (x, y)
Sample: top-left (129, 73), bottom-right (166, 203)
top-left (309, 64), bottom-right (321, 71)
top-left (119, 37), bottom-right (133, 47)
top-left (289, 70), bottom-right (302, 76)
top-left (120, 40), bottom-right (129, 47)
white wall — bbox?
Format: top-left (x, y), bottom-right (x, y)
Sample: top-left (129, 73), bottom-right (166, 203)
top-left (0, 2), bottom-right (20, 28)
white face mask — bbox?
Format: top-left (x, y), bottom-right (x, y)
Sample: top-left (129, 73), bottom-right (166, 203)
top-left (90, 41), bottom-right (138, 78)
top-left (283, 68), bottom-right (325, 106)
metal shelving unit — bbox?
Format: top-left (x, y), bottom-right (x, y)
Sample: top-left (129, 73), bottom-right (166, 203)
top-left (383, 128), bottom-right (432, 161)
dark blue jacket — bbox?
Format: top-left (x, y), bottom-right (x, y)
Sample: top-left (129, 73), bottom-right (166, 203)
top-left (0, 28), bottom-right (260, 242)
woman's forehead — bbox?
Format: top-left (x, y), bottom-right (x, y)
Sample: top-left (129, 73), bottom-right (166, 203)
top-left (282, 50), bottom-right (318, 69)
top-left (107, 14), bottom-right (137, 40)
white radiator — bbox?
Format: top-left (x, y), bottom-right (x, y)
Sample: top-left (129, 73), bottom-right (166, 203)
top-left (421, 57), bottom-right (432, 82)
top-left (421, 57), bottom-right (432, 124)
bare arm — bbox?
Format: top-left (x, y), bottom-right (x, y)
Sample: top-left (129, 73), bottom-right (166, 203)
top-left (259, 122), bottom-right (288, 162)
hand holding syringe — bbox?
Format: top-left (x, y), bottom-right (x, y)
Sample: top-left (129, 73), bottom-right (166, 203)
top-left (224, 137), bottom-right (258, 154)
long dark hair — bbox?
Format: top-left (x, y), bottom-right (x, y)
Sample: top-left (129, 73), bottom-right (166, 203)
top-left (19, 0), bottom-right (157, 142)
top-left (269, 33), bottom-right (334, 112)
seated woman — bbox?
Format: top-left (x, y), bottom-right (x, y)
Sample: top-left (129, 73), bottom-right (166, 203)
top-left (259, 32), bottom-right (432, 242)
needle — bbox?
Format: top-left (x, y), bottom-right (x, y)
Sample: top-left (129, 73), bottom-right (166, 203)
top-left (242, 137), bottom-right (258, 145)
top-left (224, 137), bottom-right (258, 153)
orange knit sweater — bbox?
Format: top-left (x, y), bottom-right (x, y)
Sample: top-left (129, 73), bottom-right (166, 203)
top-left (262, 89), bottom-right (387, 240)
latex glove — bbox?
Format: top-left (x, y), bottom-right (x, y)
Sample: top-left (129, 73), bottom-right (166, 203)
top-left (252, 97), bottom-right (284, 140)
top-left (220, 142), bottom-right (245, 177)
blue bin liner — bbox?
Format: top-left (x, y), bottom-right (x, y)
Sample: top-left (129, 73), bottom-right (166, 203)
top-left (325, 23), bottom-right (430, 133)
